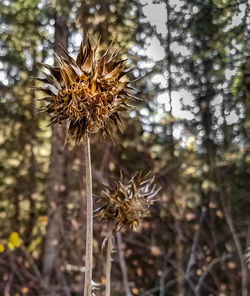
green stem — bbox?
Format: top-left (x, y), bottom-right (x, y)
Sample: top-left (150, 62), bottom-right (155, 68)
top-left (84, 133), bottom-right (93, 296)
top-left (105, 227), bottom-right (113, 296)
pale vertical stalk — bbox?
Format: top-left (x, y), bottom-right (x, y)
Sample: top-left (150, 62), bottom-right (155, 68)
top-left (106, 227), bottom-right (113, 296)
top-left (84, 132), bottom-right (93, 296)
top-left (117, 232), bottom-right (133, 296)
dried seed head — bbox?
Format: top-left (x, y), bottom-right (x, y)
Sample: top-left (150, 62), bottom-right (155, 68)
top-left (96, 172), bottom-right (160, 232)
top-left (37, 34), bottom-right (139, 143)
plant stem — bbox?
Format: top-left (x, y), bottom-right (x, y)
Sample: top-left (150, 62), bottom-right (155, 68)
top-left (106, 226), bottom-right (113, 296)
top-left (84, 132), bottom-right (93, 296)
top-left (117, 232), bottom-right (133, 296)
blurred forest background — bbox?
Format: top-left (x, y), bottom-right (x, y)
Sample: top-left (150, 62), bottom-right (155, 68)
top-left (0, 0), bottom-right (250, 295)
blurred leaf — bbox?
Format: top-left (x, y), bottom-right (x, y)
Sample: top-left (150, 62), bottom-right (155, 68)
top-left (0, 243), bottom-right (5, 253)
top-left (151, 246), bottom-right (161, 256)
top-left (8, 232), bottom-right (22, 249)
top-left (28, 236), bottom-right (42, 253)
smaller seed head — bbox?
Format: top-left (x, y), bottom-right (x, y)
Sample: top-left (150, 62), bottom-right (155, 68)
top-left (96, 171), bottom-right (160, 232)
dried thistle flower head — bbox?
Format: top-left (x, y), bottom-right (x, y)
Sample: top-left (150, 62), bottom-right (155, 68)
top-left (37, 34), bottom-right (139, 143)
top-left (96, 172), bottom-right (160, 232)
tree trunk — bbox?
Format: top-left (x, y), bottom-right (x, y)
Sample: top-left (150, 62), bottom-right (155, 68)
top-left (165, 0), bottom-right (174, 159)
top-left (176, 234), bottom-right (185, 296)
top-left (24, 46), bottom-right (37, 243)
top-left (42, 12), bottom-right (69, 288)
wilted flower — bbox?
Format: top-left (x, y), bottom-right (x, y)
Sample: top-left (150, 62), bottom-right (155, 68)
top-left (96, 172), bottom-right (160, 231)
top-left (37, 34), bottom-right (138, 143)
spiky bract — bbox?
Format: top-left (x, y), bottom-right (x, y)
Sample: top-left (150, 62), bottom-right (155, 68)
top-left (96, 172), bottom-right (160, 231)
top-left (37, 35), bottom-right (138, 143)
